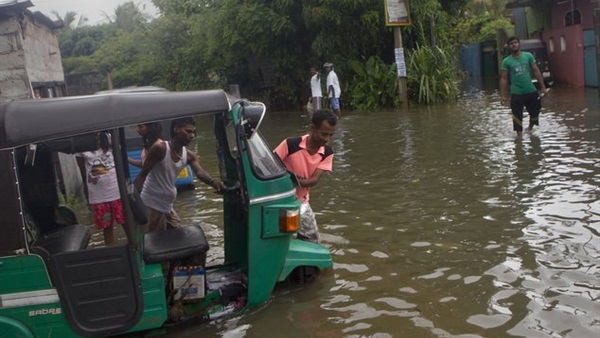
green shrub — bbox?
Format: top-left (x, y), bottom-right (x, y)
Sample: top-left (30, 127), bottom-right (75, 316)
top-left (406, 45), bottom-right (460, 104)
top-left (347, 56), bottom-right (399, 110)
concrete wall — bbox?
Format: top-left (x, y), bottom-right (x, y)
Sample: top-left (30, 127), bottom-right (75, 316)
top-left (0, 16), bottom-right (32, 101)
top-left (551, 0), bottom-right (595, 30)
top-left (542, 0), bottom-right (595, 87)
top-left (66, 72), bottom-right (104, 96)
top-left (0, 11), bottom-right (65, 101)
top-left (545, 25), bottom-right (585, 87)
top-left (21, 13), bottom-right (64, 84)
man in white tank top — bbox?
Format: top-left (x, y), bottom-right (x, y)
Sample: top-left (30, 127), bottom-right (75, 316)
top-left (135, 117), bottom-right (224, 232)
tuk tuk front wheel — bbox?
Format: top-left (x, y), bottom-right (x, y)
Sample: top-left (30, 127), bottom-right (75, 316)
top-left (289, 266), bottom-right (318, 285)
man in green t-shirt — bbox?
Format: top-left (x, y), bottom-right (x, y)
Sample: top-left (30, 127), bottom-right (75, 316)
top-left (500, 36), bottom-right (549, 137)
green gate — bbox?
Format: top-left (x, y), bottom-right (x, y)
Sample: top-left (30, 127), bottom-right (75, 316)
top-left (584, 29), bottom-right (597, 87)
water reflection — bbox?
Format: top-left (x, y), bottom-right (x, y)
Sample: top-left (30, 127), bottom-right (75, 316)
top-left (166, 85), bottom-right (599, 338)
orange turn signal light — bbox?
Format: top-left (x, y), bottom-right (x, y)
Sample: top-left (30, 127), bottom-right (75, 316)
top-left (279, 209), bottom-right (300, 233)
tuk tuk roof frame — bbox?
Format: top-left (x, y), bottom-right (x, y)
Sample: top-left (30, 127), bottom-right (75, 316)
top-left (0, 89), bottom-right (233, 150)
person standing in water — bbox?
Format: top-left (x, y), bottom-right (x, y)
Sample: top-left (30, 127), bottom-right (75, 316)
top-left (77, 131), bottom-right (124, 245)
top-left (500, 36), bottom-right (549, 137)
top-left (309, 66), bottom-right (323, 111)
top-left (324, 62), bottom-right (341, 119)
top-left (274, 109), bottom-right (337, 243)
top-left (128, 122), bottom-right (164, 168)
top-left (135, 117), bottom-right (224, 232)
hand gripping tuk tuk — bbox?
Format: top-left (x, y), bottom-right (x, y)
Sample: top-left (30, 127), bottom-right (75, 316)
top-left (0, 90), bottom-right (333, 337)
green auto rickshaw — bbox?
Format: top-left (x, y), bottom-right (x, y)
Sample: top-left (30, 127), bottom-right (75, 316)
top-left (0, 89), bottom-right (332, 337)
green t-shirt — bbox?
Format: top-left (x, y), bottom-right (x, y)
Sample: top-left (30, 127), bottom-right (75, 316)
top-left (501, 51), bottom-right (537, 95)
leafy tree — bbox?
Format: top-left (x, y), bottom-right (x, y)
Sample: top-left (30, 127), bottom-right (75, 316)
top-left (444, 0), bottom-right (512, 45)
top-left (451, 7), bottom-right (512, 44)
top-left (201, 0), bottom-right (396, 108)
top-left (469, 0), bottom-right (509, 16)
top-left (90, 32), bottom-right (155, 87)
top-left (102, 1), bottom-right (148, 33)
top-left (52, 10), bottom-right (88, 29)
top-left (152, 0), bottom-right (217, 16)
top-left (58, 25), bottom-right (117, 60)
top-left (62, 56), bottom-right (99, 74)
top-left (57, 2), bottom-right (148, 77)
top-left (440, 0), bottom-right (470, 15)
top-left (57, 0), bottom-right (491, 106)
top-left (142, 12), bottom-right (215, 90)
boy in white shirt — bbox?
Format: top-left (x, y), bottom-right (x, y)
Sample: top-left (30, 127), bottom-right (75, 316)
top-left (309, 66), bottom-right (322, 111)
top-left (324, 62), bottom-right (341, 118)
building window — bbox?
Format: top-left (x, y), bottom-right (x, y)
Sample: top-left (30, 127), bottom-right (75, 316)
top-left (565, 10), bottom-right (581, 26)
top-left (560, 36), bottom-right (566, 53)
top-left (549, 38), bottom-right (555, 53)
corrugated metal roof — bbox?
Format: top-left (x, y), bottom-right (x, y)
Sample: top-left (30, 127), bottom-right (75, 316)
top-left (0, 0), bottom-right (32, 9)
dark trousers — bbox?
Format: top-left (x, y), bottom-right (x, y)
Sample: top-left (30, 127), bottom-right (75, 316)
top-left (510, 92), bottom-right (541, 131)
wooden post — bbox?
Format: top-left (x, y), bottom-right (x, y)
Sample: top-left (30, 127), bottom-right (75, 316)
top-left (394, 27), bottom-right (409, 109)
top-left (107, 72), bottom-right (114, 90)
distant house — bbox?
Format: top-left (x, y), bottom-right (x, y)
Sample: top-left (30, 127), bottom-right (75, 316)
top-left (506, 0), bottom-right (599, 87)
top-left (0, 1), bottom-right (84, 201)
top-left (0, 0), bottom-right (66, 101)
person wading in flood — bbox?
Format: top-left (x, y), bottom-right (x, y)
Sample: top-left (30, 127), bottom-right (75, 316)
top-left (309, 66), bottom-right (323, 112)
top-left (274, 109), bottom-right (337, 243)
top-left (500, 36), bottom-right (549, 138)
top-left (135, 117), bottom-right (224, 232)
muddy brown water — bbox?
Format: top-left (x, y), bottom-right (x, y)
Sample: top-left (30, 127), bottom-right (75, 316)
top-left (103, 81), bottom-right (599, 338)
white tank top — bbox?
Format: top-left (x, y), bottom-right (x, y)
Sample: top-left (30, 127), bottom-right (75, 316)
top-left (141, 141), bottom-right (187, 213)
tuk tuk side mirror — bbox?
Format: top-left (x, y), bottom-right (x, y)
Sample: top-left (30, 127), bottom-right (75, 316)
top-left (240, 101), bottom-right (266, 139)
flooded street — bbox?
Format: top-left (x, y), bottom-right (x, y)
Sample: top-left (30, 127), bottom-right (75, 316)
top-left (162, 81), bottom-right (599, 338)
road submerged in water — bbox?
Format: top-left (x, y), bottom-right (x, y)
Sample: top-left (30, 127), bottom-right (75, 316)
top-left (106, 81), bottom-right (598, 338)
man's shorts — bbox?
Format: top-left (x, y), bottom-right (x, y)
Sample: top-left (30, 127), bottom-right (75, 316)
top-left (330, 97), bottom-right (340, 111)
top-left (298, 202), bottom-right (319, 243)
top-left (146, 207), bottom-right (181, 232)
top-left (311, 97), bottom-right (322, 110)
top-left (92, 199), bottom-right (124, 229)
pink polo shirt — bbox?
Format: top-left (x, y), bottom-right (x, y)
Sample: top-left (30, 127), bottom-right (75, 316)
top-left (274, 134), bottom-right (333, 203)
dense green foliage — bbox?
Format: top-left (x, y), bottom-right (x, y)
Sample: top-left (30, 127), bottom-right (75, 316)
top-left (407, 46), bottom-right (459, 104)
top-left (347, 56), bottom-right (398, 110)
top-left (57, 0), bottom-right (511, 108)
top-left (452, 12), bottom-right (513, 45)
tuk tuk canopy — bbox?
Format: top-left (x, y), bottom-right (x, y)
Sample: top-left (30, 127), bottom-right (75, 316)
top-left (0, 89), bottom-right (232, 150)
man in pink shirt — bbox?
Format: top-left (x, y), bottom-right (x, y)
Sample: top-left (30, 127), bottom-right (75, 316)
top-left (274, 109), bottom-right (337, 243)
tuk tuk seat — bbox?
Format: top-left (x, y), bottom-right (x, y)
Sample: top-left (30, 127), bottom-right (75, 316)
top-left (31, 224), bottom-right (91, 256)
top-left (143, 225), bottom-right (208, 264)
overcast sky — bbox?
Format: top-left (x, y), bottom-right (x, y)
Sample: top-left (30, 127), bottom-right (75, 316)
top-left (30, 0), bottom-right (158, 25)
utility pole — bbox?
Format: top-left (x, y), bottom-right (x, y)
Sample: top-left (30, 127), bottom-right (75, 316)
top-left (106, 67), bottom-right (113, 90)
top-left (385, 0), bottom-right (410, 110)
top-left (394, 27), bottom-right (409, 109)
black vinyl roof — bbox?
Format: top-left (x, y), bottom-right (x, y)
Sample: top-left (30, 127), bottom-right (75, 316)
top-left (0, 89), bottom-right (232, 149)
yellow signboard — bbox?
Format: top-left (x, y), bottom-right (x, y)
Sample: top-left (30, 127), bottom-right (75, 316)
top-left (384, 0), bottom-right (411, 26)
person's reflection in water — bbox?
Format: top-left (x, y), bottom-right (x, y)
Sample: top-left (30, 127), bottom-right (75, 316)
top-left (513, 134), bottom-right (544, 196)
top-left (529, 134), bottom-right (542, 156)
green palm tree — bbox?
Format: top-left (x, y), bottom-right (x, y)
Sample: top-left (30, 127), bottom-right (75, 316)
top-left (101, 1), bottom-right (148, 33)
top-left (52, 10), bottom-right (88, 29)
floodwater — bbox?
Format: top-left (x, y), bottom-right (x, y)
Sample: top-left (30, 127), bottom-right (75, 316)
top-left (141, 80), bottom-right (599, 338)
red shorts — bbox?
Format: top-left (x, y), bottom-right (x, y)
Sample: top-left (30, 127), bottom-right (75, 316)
top-left (91, 199), bottom-right (125, 229)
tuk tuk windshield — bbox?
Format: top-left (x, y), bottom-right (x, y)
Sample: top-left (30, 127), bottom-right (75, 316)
top-left (246, 132), bottom-right (286, 179)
